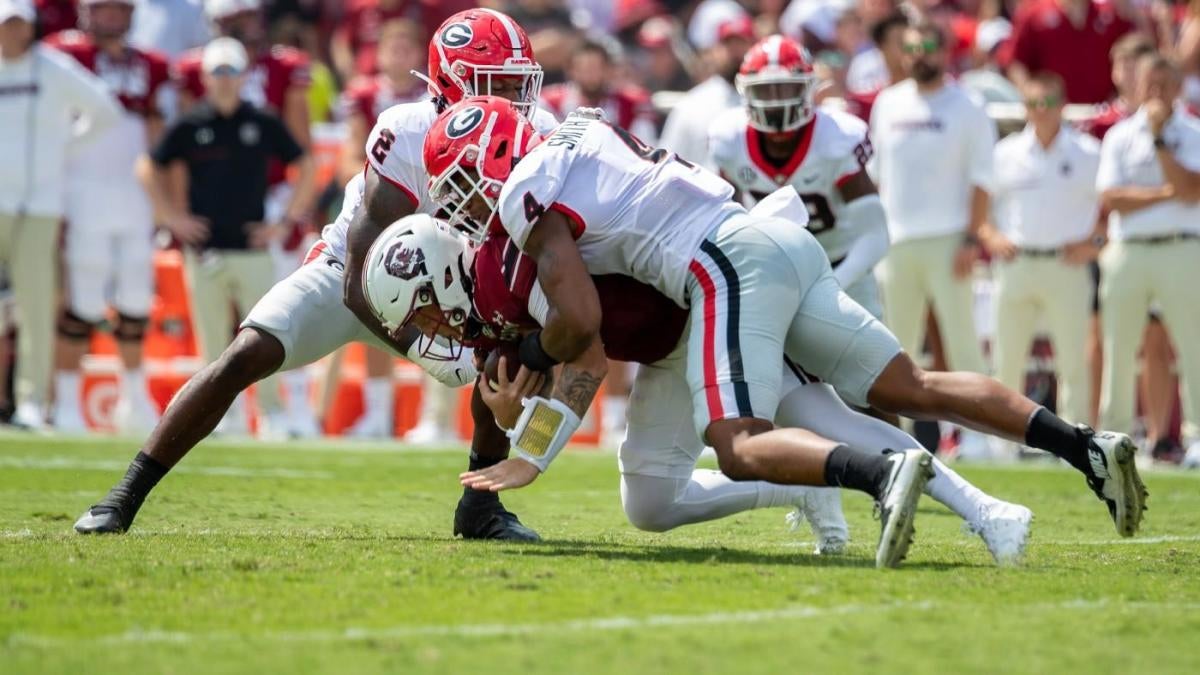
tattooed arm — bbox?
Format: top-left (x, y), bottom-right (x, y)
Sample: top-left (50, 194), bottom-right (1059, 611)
top-left (459, 212), bottom-right (607, 491)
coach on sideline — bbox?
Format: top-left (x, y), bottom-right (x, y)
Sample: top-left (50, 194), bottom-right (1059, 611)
top-left (0, 0), bottom-right (119, 428)
top-left (868, 22), bottom-right (992, 375)
top-left (982, 72), bottom-right (1103, 428)
top-left (1096, 55), bottom-right (1200, 455)
top-left (139, 36), bottom-right (314, 436)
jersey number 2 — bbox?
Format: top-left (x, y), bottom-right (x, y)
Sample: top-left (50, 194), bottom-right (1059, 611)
top-left (370, 129), bottom-right (395, 163)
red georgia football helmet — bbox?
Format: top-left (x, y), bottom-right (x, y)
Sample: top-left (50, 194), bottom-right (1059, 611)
top-left (735, 35), bottom-right (817, 133)
top-left (424, 96), bottom-right (542, 244)
top-left (427, 9), bottom-right (544, 117)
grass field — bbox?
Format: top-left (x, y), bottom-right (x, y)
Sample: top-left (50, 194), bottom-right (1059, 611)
top-left (2, 435), bottom-right (1200, 674)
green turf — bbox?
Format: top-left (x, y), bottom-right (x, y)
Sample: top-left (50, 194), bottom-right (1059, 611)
top-left (2, 435), bottom-right (1199, 674)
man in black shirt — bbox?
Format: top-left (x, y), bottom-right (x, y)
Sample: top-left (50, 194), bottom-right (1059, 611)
top-left (140, 36), bottom-right (314, 436)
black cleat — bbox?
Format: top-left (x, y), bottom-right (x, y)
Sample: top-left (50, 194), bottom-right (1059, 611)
top-left (454, 498), bottom-right (541, 541)
top-left (74, 505), bottom-right (131, 534)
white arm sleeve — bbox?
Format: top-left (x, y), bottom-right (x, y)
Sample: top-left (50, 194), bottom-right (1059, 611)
top-left (831, 195), bottom-right (889, 288)
top-left (527, 280), bottom-right (551, 326)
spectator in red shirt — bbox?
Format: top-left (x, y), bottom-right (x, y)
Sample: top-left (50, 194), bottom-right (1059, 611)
top-left (1003, 0), bottom-right (1135, 104)
top-left (336, 18), bottom-right (425, 184)
top-left (541, 38), bottom-right (659, 143)
top-left (329, 0), bottom-right (417, 82)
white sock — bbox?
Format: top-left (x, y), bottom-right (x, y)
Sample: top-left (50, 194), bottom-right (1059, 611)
top-left (363, 377), bottom-right (393, 419)
top-left (925, 456), bottom-right (998, 527)
top-left (282, 369), bottom-right (311, 414)
top-left (55, 370), bottom-right (81, 412)
top-left (119, 368), bottom-right (146, 399)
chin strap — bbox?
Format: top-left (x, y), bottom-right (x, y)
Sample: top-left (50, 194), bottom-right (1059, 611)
top-left (506, 396), bottom-right (581, 473)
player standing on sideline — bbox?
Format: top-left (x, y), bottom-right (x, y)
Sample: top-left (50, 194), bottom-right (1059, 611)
top-left (46, 0), bottom-right (169, 434)
top-left (426, 99), bottom-right (1146, 566)
top-left (1095, 56), bottom-right (1200, 467)
top-left (366, 212), bottom-right (1034, 564)
top-left (72, 9), bottom-right (551, 540)
top-left (709, 35), bottom-right (889, 320)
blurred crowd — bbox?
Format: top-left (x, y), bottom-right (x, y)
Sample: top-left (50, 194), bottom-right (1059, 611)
top-left (0, 0), bottom-right (1197, 463)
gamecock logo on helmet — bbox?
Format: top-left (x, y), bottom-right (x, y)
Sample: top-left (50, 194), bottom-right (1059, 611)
top-left (440, 23), bottom-right (473, 48)
top-left (445, 105), bottom-right (485, 139)
top-left (384, 243), bottom-right (428, 280)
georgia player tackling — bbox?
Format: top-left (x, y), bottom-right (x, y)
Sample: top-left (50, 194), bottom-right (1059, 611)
top-left (422, 98), bottom-right (1147, 567)
top-left (709, 35), bottom-right (888, 319)
top-left (363, 208), bottom-right (1037, 565)
top-left (71, 8), bottom-right (553, 542)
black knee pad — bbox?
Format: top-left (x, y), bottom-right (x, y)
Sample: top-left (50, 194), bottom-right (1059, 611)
top-left (57, 310), bottom-right (95, 341)
top-left (114, 313), bottom-right (150, 343)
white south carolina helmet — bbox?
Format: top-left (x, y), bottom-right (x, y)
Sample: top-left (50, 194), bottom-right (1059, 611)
top-left (362, 214), bottom-right (473, 360)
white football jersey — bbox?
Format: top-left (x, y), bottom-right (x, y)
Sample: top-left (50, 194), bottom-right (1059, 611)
top-left (708, 107), bottom-right (873, 262)
top-left (498, 113), bottom-right (742, 306)
top-left (321, 100), bottom-right (559, 261)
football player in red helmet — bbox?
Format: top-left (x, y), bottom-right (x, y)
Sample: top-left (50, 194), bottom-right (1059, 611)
top-left (425, 96), bottom-right (544, 241)
top-left (430, 97), bottom-right (1145, 564)
top-left (424, 9), bottom-right (544, 116)
top-left (72, 9), bottom-right (554, 542)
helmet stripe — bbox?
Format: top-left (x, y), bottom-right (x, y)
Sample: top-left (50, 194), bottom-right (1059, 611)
top-left (480, 8), bottom-right (524, 58)
top-left (766, 35), bottom-right (782, 67)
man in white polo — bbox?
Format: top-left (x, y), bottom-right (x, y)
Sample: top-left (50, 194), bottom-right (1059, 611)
top-left (869, 22), bottom-right (992, 378)
top-left (983, 72), bottom-right (1104, 428)
top-left (1096, 55), bottom-right (1200, 459)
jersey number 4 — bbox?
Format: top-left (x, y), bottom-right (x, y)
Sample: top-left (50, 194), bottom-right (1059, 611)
top-left (607, 122), bottom-right (696, 169)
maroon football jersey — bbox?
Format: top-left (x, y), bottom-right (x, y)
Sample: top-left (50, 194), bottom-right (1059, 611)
top-left (468, 233), bottom-right (687, 364)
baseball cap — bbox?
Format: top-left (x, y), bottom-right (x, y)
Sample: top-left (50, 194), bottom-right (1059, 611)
top-left (688, 0), bottom-right (752, 50)
top-left (202, 36), bottom-right (249, 75)
top-left (975, 18), bottom-right (1012, 55)
top-left (0, 0), bottom-right (34, 23)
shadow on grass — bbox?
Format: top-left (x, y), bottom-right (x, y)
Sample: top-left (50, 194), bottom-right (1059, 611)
top-left (487, 539), bottom-right (986, 571)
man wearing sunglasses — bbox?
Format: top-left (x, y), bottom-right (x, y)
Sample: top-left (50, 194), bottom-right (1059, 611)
top-left (868, 22), bottom-right (995, 457)
top-left (1096, 56), bottom-right (1200, 467)
top-left (982, 72), bottom-right (1103, 435)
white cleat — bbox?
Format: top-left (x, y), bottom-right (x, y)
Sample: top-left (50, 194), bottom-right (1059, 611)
top-left (967, 501), bottom-right (1033, 566)
top-left (785, 487), bottom-right (849, 555)
top-left (1083, 429), bottom-right (1147, 537)
top-left (875, 449), bottom-right (934, 569)
top-left (347, 412), bottom-right (393, 439)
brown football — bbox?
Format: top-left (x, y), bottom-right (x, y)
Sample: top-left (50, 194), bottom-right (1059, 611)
top-left (483, 342), bottom-right (523, 388)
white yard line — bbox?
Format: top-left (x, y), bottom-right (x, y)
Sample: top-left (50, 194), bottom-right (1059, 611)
top-left (0, 456), bottom-right (331, 479)
top-left (9, 599), bottom-right (1200, 648)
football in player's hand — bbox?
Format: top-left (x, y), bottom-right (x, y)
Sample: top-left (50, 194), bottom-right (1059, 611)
top-left (483, 342), bottom-right (523, 388)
